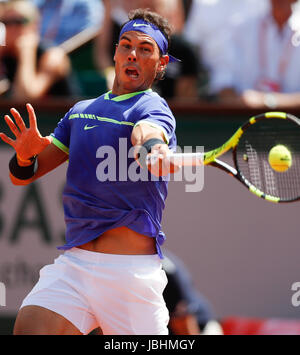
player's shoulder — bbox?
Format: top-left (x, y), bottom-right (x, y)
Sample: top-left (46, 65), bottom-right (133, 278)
top-left (144, 89), bottom-right (168, 102)
top-left (69, 94), bottom-right (106, 113)
top-left (139, 90), bottom-right (172, 111)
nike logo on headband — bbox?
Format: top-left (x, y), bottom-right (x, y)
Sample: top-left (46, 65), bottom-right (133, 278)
top-left (120, 20), bottom-right (181, 62)
top-left (133, 22), bottom-right (151, 28)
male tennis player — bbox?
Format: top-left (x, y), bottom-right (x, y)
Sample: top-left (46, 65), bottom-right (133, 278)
top-left (0, 9), bottom-right (179, 335)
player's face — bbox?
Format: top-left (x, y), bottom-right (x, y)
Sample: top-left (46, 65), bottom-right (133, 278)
top-left (113, 31), bottom-right (169, 95)
top-left (1, 8), bottom-right (36, 52)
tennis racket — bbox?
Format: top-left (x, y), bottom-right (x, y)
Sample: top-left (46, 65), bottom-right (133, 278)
top-left (147, 112), bottom-right (300, 203)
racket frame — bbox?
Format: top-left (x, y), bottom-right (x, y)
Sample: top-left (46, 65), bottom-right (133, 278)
top-left (204, 112), bottom-right (300, 203)
top-left (145, 112), bottom-right (300, 203)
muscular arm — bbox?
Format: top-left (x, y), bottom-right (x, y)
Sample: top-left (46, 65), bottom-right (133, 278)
top-left (10, 142), bottom-right (68, 186)
top-left (131, 122), bottom-right (178, 177)
top-left (0, 104), bottom-right (69, 185)
top-left (131, 121), bottom-right (167, 147)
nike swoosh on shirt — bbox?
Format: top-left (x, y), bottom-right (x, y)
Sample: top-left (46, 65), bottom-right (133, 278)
top-left (84, 124), bottom-right (99, 131)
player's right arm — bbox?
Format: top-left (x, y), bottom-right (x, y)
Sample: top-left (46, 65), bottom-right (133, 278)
top-left (0, 103), bottom-right (68, 186)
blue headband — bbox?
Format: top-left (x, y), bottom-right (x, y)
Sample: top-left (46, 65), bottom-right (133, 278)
top-left (119, 19), bottom-right (181, 63)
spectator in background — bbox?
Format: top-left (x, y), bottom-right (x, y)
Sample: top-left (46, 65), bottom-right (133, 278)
top-left (0, 1), bottom-right (8, 95)
top-left (162, 250), bottom-right (223, 335)
top-left (96, 0), bottom-right (200, 100)
top-left (148, 0), bottom-right (201, 101)
top-left (183, 0), bottom-right (269, 99)
top-left (212, 0), bottom-right (300, 109)
top-left (0, 0), bottom-right (74, 99)
top-left (0, 14), bottom-right (5, 46)
top-left (32, 0), bottom-right (104, 46)
top-left (182, 0), bottom-right (194, 21)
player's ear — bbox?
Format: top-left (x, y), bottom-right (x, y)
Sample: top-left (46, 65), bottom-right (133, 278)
top-left (158, 55), bottom-right (169, 73)
top-left (113, 43), bottom-right (118, 62)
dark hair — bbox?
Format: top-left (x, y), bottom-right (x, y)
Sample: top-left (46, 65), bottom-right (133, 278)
top-left (126, 8), bottom-right (172, 51)
top-left (122, 8), bottom-right (173, 81)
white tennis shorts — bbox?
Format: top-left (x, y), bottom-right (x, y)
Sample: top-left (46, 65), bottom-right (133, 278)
top-left (20, 248), bottom-right (169, 335)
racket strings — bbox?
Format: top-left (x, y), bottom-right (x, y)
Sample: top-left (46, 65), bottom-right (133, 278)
top-left (244, 142), bottom-right (263, 190)
top-left (235, 119), bottom-right (300, 201)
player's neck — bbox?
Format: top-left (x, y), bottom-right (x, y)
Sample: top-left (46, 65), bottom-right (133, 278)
top-left (112, 80), bottom-right (151, 97)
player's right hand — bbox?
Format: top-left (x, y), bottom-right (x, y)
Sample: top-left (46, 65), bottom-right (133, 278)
top-left (0, 103), bottom-right (52, 164)
top-left (147, 144), bottom-right (180, 177)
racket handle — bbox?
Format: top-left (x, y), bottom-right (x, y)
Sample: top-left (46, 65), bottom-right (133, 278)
top-left (146, 152), bottom-right (204, 167)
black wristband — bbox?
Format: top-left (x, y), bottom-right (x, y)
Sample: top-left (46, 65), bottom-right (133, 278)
top-left (137, 138), bottom-right (166, 169)
top-left (9, 154), bottom-right (38, 180)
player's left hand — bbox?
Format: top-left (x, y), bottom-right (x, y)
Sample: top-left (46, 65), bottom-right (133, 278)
top-left (0, 104), bottom-right (52, 164)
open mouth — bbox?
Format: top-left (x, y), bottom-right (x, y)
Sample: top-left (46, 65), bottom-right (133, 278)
top-left (125, 68), bottom-right (139, 79)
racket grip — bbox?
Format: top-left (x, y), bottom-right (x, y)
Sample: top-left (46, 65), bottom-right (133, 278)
top-left (146, 152), bottom-right (204, 167)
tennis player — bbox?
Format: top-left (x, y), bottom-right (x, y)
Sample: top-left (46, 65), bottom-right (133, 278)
top-left (0, 9), bottom-right (179, 335)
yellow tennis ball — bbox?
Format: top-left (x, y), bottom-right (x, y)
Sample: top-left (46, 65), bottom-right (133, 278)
top-left (268, 145), bottom-right (292, 172)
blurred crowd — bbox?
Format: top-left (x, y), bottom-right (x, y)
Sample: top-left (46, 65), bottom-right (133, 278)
top-left (0, 0), bottom-right (300, 110)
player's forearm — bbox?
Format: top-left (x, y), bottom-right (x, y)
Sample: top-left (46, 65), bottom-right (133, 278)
top-left (10, 171), bottom-right (35, 186)
top-left (131, 124), bottom-right (179, 176)
top-left (131, 124), bottom-right (166, 164)
top-left (9, 143), bottom-right (69, 186)
top-left (131, 123), bottom-right (166, 147)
